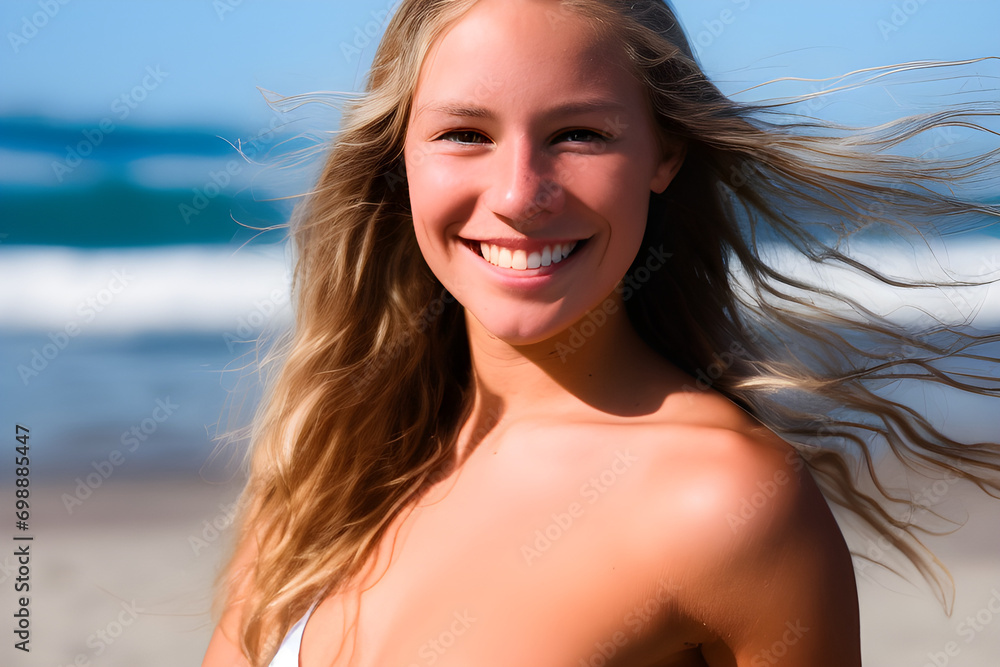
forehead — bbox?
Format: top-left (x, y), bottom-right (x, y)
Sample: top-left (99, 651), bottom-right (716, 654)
top-left (411, 0), bottom-right (640, 112)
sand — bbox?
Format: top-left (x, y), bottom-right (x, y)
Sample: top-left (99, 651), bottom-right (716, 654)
top-left (7, 475), bottom-right (240, 667)
top-left (7, 474), bottom-right (999, 666)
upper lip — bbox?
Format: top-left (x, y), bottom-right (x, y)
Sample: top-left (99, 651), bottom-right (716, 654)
top-left (461, 236), bottom-right (587, 252)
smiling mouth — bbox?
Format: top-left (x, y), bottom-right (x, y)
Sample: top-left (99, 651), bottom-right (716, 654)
top-left (467, 239), bottom-right (587, 270)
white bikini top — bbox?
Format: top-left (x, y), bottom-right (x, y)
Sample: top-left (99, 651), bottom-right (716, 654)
top-left (268, 605), bottom-right (315, 667)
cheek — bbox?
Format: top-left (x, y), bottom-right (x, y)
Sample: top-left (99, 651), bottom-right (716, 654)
top-left (406, 153), bottom-right (476, 237)
top-left (404, 150), bottom-right (480, 297)
top-left (572, 157), bottom-right (651, 234)
top-left (406, 163), bottom-right (447, 256)
top-left (578, 161), bottom-right (653, 284)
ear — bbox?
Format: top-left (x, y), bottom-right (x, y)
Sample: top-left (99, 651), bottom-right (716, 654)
top-left (650, 141), bottom-right (687, 194)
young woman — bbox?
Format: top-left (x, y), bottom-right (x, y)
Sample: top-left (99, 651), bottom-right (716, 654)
top-left (202, 1), bottom-right (1000, 665)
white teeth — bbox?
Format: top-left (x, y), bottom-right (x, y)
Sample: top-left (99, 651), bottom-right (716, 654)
top-left (512, 249), bottom-right (528, 270)
top-left (477, 241), bottom-right (578, 270)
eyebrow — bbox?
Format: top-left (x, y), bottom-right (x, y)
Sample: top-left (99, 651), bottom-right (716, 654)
top-left (414, 99), bottom-right (628, 121)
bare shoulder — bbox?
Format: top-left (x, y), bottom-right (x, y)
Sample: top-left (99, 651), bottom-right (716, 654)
top-left (647, 420), bottom-right (833, 564)
top-left (632, 387), bottom-right (803, 531)
top-left (634, 393), bottom-right (861, 665)
top-left (629, 424), bottom-right (806, 559)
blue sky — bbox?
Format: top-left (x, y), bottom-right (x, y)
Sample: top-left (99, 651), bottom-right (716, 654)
top-left (2, 0), bottom-right (998, 130)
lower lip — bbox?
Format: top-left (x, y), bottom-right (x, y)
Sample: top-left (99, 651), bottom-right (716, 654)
top-left (464, 242), bottom-right (583, 289)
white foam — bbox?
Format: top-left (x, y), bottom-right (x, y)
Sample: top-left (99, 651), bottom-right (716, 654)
top-left (733, 234), bottom-right (1000, 329)
top-left (0, 244), bottom-right (294, 334)
top-left (1, 237), bottom-right (998, 335)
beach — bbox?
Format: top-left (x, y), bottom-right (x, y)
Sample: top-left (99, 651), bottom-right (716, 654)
top-left (855, 478), bottom-right (1000, 666)
top-left (8, 472), bottom-right (998, 666)
top-left (0, 239), bottom-right (996, 665)
top-left (3, 4), bottom-right (998, 664)
top-left (9, 475), bottom-right (240, 666)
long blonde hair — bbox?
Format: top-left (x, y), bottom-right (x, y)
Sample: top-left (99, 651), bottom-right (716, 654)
top-left (218, 1), bottom-right (1000, 662)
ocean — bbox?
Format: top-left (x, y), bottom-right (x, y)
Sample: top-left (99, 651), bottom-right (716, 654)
top-left (1, 116), bottom-right (296, 480)
top-left (2, 115), bottom-right (999, 483)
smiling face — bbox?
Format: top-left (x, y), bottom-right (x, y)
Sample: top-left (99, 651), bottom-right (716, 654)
top-left (404, 0), bottom-right (683, 346)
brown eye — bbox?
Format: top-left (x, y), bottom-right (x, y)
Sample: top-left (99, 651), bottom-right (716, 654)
top-left (438, 130), bottom-right (491, 145)
top-left (556, 129), bottom-right (607, 144)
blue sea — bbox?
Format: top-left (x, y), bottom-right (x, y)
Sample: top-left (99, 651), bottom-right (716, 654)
top-left (2, 115), bottom-right (999, 484)
top-left (1, 116), bottom-right (299, 481)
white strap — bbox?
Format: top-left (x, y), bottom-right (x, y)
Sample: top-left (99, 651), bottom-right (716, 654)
top-left (267, 604), bottom-right (316, 667)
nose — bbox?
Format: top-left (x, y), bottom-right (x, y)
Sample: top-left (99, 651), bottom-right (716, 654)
top-left (482, 138), bottom-right (565, 230)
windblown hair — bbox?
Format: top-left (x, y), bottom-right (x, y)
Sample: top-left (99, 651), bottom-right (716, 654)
top-left (218, 1), bottom-right (1000, 663)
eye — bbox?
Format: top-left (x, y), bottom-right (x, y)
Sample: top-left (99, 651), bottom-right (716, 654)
top-left (436, 130), bottom-right (491, 145)
top-left (554, 129), bottom-right (609, 144)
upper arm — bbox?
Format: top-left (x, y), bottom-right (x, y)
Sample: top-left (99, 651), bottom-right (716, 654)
top-left (201, 531), bottom-right (259, 667)
top-left (679, 434), bottom-right (861, 667)
top-left (202, 625), bottom-right (253, 667)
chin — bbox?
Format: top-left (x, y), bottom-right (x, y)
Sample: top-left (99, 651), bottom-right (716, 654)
top-left (467, 308), bottom-right (574, 348)
top-left (479, 322), bottom-right (556, 347)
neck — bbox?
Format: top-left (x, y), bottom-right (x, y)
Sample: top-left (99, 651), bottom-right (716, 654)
top-left (462, 292), bottom-right (678, 434)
